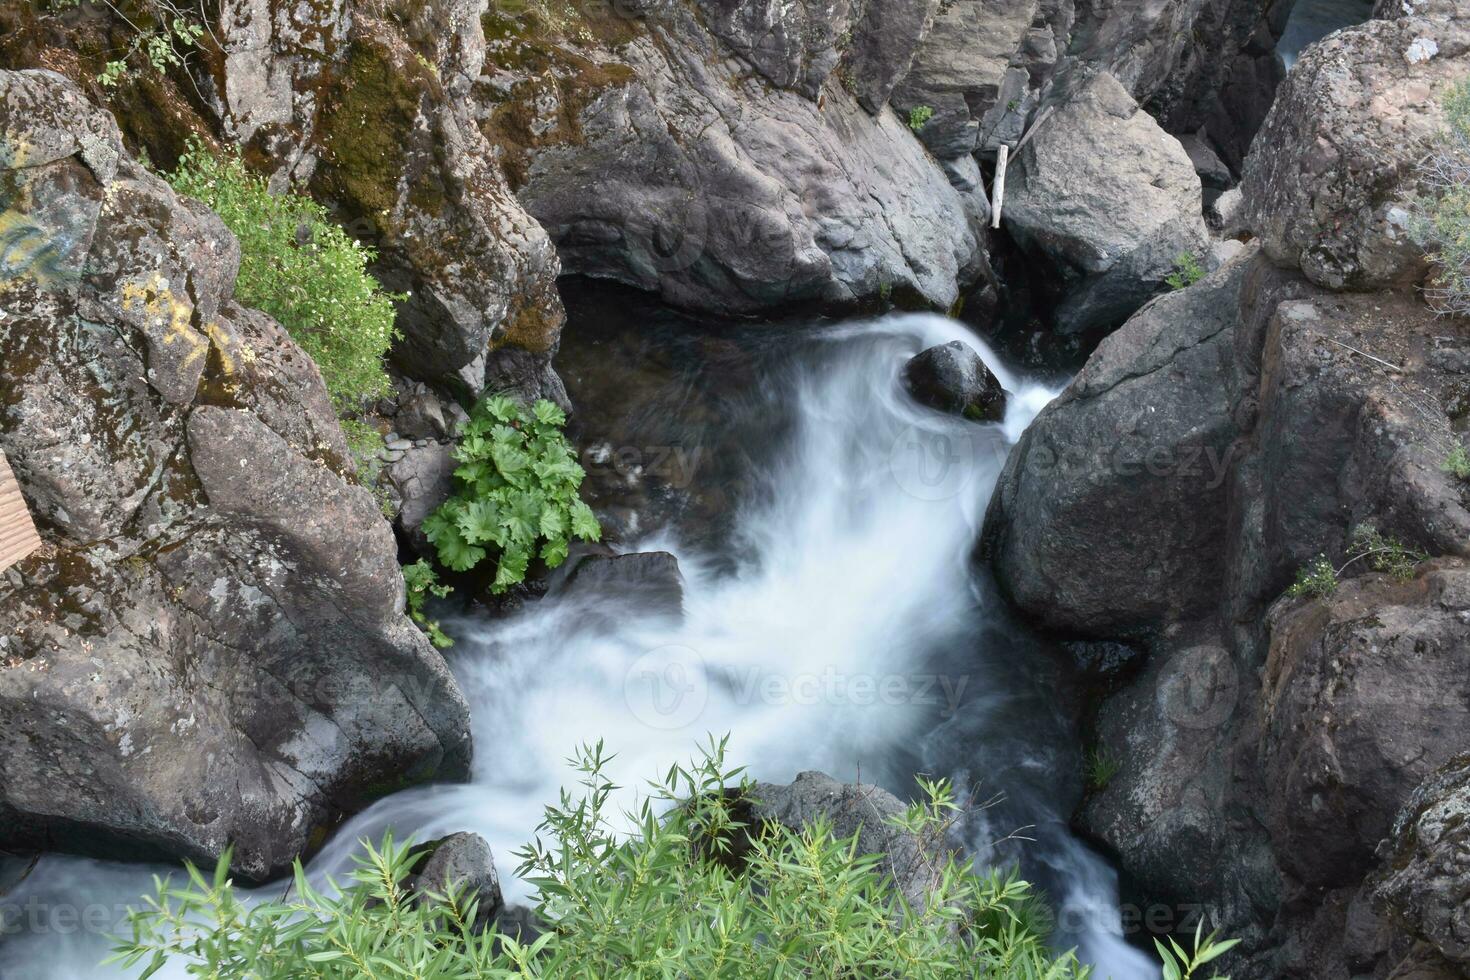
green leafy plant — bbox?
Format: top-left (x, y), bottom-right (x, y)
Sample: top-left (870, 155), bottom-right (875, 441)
top-left (1156, 919), bottom-right (1239, 980)
top-left (109, 737), bottom-right (1106, 978)
top-left (166, 142), bottom-right (401, 414)
top-left (909, 105), bottom-right (935, 132)
top-left (1343, 525), bottom-right (1426, 582)
top-left (1412, 80), bottom-right (1470, 317)
top-left (1286, 554), bottom-right (1338, 598)
top-left (404, 559), bottom-right (454, 649)
top-left (421, 394), bottom-right (599, 592)
top-left (1084, 748), bottom-right (1121, 791)
top-left (1286, 525), bottom-right (1427, 599)
top-left (1443, 444), bottom-right (1470, 479)
top-left (1165, 252), bottom-right (1206, 290)
top-left (96, 0), bottom-right (206, 89)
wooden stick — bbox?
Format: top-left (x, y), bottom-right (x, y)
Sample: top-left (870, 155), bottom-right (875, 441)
top-left (1013, 105), bottom-right (1055, 154)
top-left (1328, 339), bottom-right (1402, 372)
top-left (991, 144), bottom-right (1009, 230)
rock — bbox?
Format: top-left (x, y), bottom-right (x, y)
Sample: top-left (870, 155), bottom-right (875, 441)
top-left (410, 832), bottom-right (503, 929)
top-left (902, 341), bottom-right (1007, 421)
top-left (1178, 132), bottom-right (1232, 193)
top-left (738, 771), bottom-right (943, 912)
top-left (388, 442), bottom-right (457, 552)
top-left (500, 2), bottom-right (983, 314)
top-left (1210, 186), bottom-right (1245, 235)
top-left (1004, 72), bottom-right (1210, 335)
top-left (0, 69), bottom-right (471, 881)
top-left (1374, 756), bottom-right (1470, 968)
top-left (1061, 638), bottom-right (1143, 680)
top-left (1240, 5), bottom-right (1470, 291)
top-left (981, 249), bottom-right (1278, 637)
top-left (889, 0), bottom-right (1049, 159)
top-left (1262, 564), bottom-right (1470, 890)
top-left (551, 552), bottom-right (685, 619)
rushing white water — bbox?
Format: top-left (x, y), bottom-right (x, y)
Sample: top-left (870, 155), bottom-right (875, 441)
top-left (0, 313), bottom-right (1154, 979)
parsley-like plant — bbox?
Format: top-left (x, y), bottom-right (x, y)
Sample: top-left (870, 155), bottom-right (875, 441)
top-left (422, 394), bottom-right (600, 592)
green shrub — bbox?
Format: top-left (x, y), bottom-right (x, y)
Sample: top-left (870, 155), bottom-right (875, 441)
top-left (109, 739), bottom-right (1098, 978)
top-left (909, 105), bottom-right (935, 132)
top-left (1343, 525), bottom-right (1425, 582)
top-left (166, 143), bottom-right (401, 413)
top-left (1443, 444), bottom-right (1470, 480)
top-left (421, 394), bottom-right (599, 592)
top-left (1287, 526), bottom-right (1426, 599)
top-left (403, 559), bottom-right (454, 649)
top-left (1413, 80), bottom-right (1470, 317)
top-left (1164, 252), bottom-right (1205, 290)
top-left (1286, 555), bottom-right (1338, 598)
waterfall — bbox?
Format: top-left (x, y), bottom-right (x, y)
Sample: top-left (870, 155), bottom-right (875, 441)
top-left (0, 312), bottom-right (1154, 979)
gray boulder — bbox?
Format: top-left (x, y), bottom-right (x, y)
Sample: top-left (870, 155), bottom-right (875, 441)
top-left (0, 69), bottom-right (471, 881)
top-left (1262, 564), bottom-right (1470, 890)
top-left (1240, 4), bottom-right (1470, 291)
top-left (1374, 755), bottom-right (1470, 968)
top-left (216, 0), bottom-right (567, 393)
top-left (740, 771), bottom-right (943, 912)
top-left (1003, 72), bottom-right (1209, 335)
top-left (550, 551), bottom-right (686, 619)
top-left (410, 832), bottom-right (504, 929)
top-left (499, 2), bottom-right (984, 314)
top-left (902, 341), bottom-right (1007, 421)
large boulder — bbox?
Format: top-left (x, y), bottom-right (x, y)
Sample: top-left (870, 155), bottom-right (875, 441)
top-left (0, 69), bottom-right (471, 881)
top-left (1240, 3), bottom-right (1470, 291)
top-left (1262, 564), bottom-right (1470, 890)
top-left (486, 2), bottom-right (984, 314)
top-left (982, 250), bottom-right (1281, 637)
top-left (1003, 72), bottom-right (1209, 335)
top-left (1373, 755), bottom-right (1470, 968)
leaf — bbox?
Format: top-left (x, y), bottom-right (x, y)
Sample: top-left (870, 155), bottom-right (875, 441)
top-left (540, 506), bottom-right (568, 540)
top-left (493, 544), bottom-right (531, 593)
top-left (433, 521), bottom-right (486, 573)
top-left (457, 498), bottom-right (506, 547)
top-left (483, 394), bottom-right (519, 423)
top-left (533, 399), bottom-right (567, 428)
top-left (570, 499), bottom-right (601, 541)
top-left (502, 492), bottom-right (541, 546)
top-left (491, 443), bottom-right (533, 488)
top-left (541, 535), bottom-right (569, 568)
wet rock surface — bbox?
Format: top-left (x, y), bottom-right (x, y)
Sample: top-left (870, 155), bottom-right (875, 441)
top-left (902, 341), bottom-right (1007, 421)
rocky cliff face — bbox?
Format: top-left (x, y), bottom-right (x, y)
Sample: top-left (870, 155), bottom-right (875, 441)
top-left (0, 69), bottom-right (470, 880)
top-left (980, 3), bottom-right (1470, 975)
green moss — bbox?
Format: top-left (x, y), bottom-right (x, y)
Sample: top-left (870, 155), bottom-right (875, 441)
top-left (317, 36), bottom-right (438, 222)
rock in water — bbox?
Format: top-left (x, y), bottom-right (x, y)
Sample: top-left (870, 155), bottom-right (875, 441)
top-left (552, 551), bottom-right (686, 620)
top-left (0, 69), bottom-right (471, 881)
top-left (738, 772), bottom-right (943, 913)
top-left (902, 341), bottom-right (1007, 421)
top-left (410, 833), bottom-right (503, 930)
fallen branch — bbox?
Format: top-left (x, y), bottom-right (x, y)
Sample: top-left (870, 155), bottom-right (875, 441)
top-left (1013, 105), bottom-right (1055, 155)
top-left (1329, 338), bottom-right (1403, 372)
top-left (991, 144), bottom-right (1009, 230)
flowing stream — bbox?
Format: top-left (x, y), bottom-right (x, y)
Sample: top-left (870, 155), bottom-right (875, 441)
top-left (0, 310), bottom-right (1155, 979)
